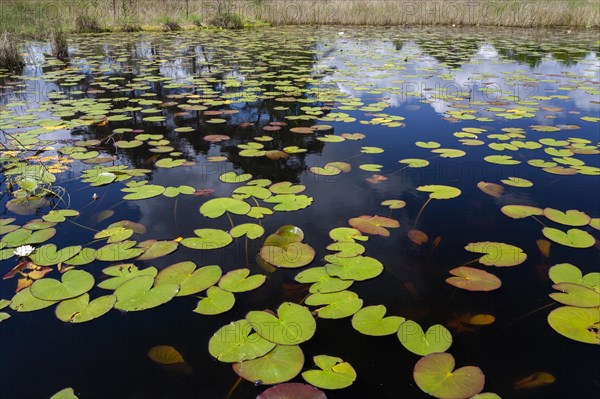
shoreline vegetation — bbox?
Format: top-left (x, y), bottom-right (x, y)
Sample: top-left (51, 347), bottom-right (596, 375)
top-left (1, 0), bottom-right (599, 69)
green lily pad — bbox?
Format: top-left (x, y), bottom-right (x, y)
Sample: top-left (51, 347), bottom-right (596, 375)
top-left (181, 229), bottom-right (233, 250)
top-left (193, 286), bottom-right (235, 315)
top-left (550, 283), bottom-right (600, 307)
top-left (500, 205), bottom-right (543, 219)
top-left (270, 182), bottom-right (306, 194)
top-left (543, 208), bottom-right (591, 227)
top-left (233, 345), bottom-right (304, 385)
top-left (200, 198), bottom-right (251, 218)
top-left (50, 387), bottom-right (78, 399)
top-left (155, 262), bottom-right (221, 296)
top-left (501, 177), bottom-right (533, 187)
top-left (398, 321), bottom-right (452, 355)
top-left (219, 172), bottom-right (253, 183)
top-left (55, 293), bottom-right (116, 323)
top-left (94, 227), bottom-right (134, 243)
top-left (416, 141), bottom-right (441, 149)
top-left (295, 267), bottom-right (353, 293)
top-left (465, 242), bottom-right (527, 267)
top-left (232, 185), bottom-right (272, 200)
top-left (484, 155), bottom-right (520, 165)
top-left (413, 353), bottom-right (485, 399)
top-left (30, 270), bottom-right (94, 301)
top-left (542, 227), bottom-right (595, 248)
top-left (96, 241), bottom-right (145, 261)
top-left (230, 223), bottom-right (265, 239)
top-left (549, 263), bottom-right (599, 289)
top-left (114, 275), bottom-right (179, 311)
top-left (417, 185), bottom-right (462, 200)
top-left (219, 268), bottom-right (266, 293)
top-left (326, 242), bottom-right (366, 258)
top-left (98, 264), bottom-right (158, 290)
top-left (209, 319), bottom-right (276, 362)
top-left (247, 302), bottom-right (316, 345)
top-left (30, 244), bottom-right (82, 266)
top-left (302, 355), bottom-right (357, 389)
top-left (10, 288), bottom-right (57, 312)
top-left (351, 305), bottom-right (405, 336)
top-left (381, 199), bottom-right (406, 209)
top-left (325, 255), bottom-right (383, 281)
top-left (122, 184), bottom-right (166, 200)
top-left (547, 306), bottom-right (600, 344)
top-left (399, 158), bottom-right (430, 168)
top-left (348, 215), bottom-right (399, 237)
top-left (329, 227), bottom-right (368, 242)
top-left (305, 290), bottom-right (363, 319)
top-left (259, 242), bottom-right (315, 268)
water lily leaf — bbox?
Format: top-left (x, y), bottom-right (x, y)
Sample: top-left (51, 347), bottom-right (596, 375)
top-left (232, 344), bottom-right (304, 385)
top-left (114, 140), bottom-right (143, 149)
top-left (181, 229), bottom-right (233, 250)
top-left (399, 158), bottom-right (430, 168)
top-left (269, 182), bottom-right (306, 195)
top-left (542, 227), bottom-right (595, 248)
top-left (381, 199), bottom-right (406, 209)
top-left (484, 155), bottom-right (520, 165)
top-left (94, 227), bottom-right (134, 243)
top-left (500, 205), bottom-right (543, 219)
top-left (351, 305), bottom-right (405, 336)
top-left (465, 242), bottom-right (527, 267)
top-left (501, 177), bottom-right (533, 187)
top-left (136, 240), bottom-right (178, 260)
top-left (200, 198), bottom-right (251, 218)
top-left (413, 352), bottom-right (485, 399)
top-left (155, 262), bottom-right (221, 296)
top-left (248, 207), bottom-right (274, 219)
top-left (155, 158), bottom-right (186, 168)
top-left (398, 321), bottom-right (452, 355)
top-left (193, 286), bottom-right (235, 315)
top-left (590, 218), bottom-right (600, 231)
top-left (329, 227), bottom-right (367, 242)
top-left (416, 141), bottom-right (441, 149)
top-left (309, 165), bottom-right (341, 176)
top-left (325, 255), bottom-right (383, 281)
top-left (256, 383), bottom-right (327, 399)
top-left (247, 302), bottom-right (316, 345)
top-left (547, 306), bottom-right (599, 344)
top-left (431, 148), bottom-right (466, 158)
top-left (232, 185), bottom-right (272, 200)
top-left (468, 314), bottom-right (496, 326)
top-left (305, 290), bottom-right (363, 319)
top-left (219, 268), bottom-right (266, 293)
top-left (550, 283), bottom-right (600, 307)
top-left (209, 319), bottom-right (276, 362)
top-left (98, 264), bottom-right (158, 290)
top-left (147, 345), bottom-right (185, 365)
top-left (96, 241), bottom-right (145, 261)
top-left (295, 267), bottom-right (353, 294)
top-left (361, 146), bottom-right (384, 154)
top-left (219, 172), bottom-right (253, 183)
top-left (408, 230), bottom-right (429, 245)
top-left (122, 184), bottom-right (166, 200)
top-left (49, 388), bottom-right (78, 399)
top-left (359, 164), bottom-right (383, 172)
top-left (114, 275), bottom-right (179, 311)
top-left (477, 182), bottom-right (504, 198)
top-left (549, 263), bottom-right (599, 289)
top-left (10, 288), bottom-right (57, 312)
top-left (55, 293), bottom-right (116, 323)
top-left (348, 215), bottom-right (399, 237)
top-left (31, 270), bottom-right (94, 301)
top-left (543, 208), bottom-right (591, 227)
top-left (326, 242), bottom-right (365, 258)
top-left (260, 239), bottom-right (315, 268)
top-left (417, 185), bottom-right (462, 200)
top-left (29, 244), bottom-right (82, 266)
top-left (302, 355), bottom-right (356, 390)
top-left (514, 372), bottom-right (555, 389)
top-left (446, 266), bottom-right (502, 291)
top-left (230, 223), bottom-right (265, 239)
top-left (266, 194), bottom-right (314, 211)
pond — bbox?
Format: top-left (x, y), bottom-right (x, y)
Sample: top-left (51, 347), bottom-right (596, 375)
top-left (0, 26), bottom-right (599, 399)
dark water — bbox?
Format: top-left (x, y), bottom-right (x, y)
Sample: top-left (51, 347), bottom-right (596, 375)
top-left (0, 26), bottom-right (599, 399)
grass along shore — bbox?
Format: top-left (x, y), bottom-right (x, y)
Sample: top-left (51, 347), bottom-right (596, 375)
top-left (0, 0), bottom-right (598, 37)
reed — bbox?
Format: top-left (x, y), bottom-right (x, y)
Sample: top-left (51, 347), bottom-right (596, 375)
top-left (0, 32), bottom-right (25, 70)
top-left (0, 0), bottom-right (597, 37)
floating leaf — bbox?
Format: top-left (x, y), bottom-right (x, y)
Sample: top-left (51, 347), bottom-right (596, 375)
top-left (417, 185), bottom-right (462, 200)
top-left (547, 306), bottom-right (599, 344)
top-left (305, 291), bottom-right (363, 319)
top-left (465, 242), bottom-right (527, 267)
top-left (542, 227), bottom-right (595, 249)
top-left (550, 283), bottom-right (600, 308)
top-left (155, 262), bottom-right (221, 296)
top-left (501, 177), bottom-right (533, 187)
top-left (219, 172), bottom-right (252, 183)
top-left (181, 229), bottom-right (233, 250)
top-left (98, 264), bottom-right (157, 290)
top-left (219, 269), bottom-right (266, 293)
top-left (543, 208), bottom-right (591, 227)
top-left (10, 288), bottom-right (57, 312)
top-left (96, 241), bottom-right (145, 261)
top-left (408, 230), bottom-right (429, 245)
top-left (230, 223), bottom-right (265, 239)
top-left (514, 372), bottom-right (555, 389)
top-left (209, 319), bottom-right (276, 362)
top-left (413, 352), bottom-right (485, 399)
top-left (500, 205), bottom-right (543, 219)
top-left (30, 244), bottom-right (82, 266)
top-left (351, 305), bottom-right (404, 336)
top-left (193, 286), bottom-right (235, 315)
top-left (381, 199), bottom-right (406, 209)
top-left (446, 266), bottom-right (502, 291)
top-left (348, 215), bottom-right (399, 237)
top-left (30, 270), bottom-right (94, 301)
top-left (49, 388), bottom-right (78, 399)
top-left (200, 198), bottom-right (251, 218)
top-left (256, 383), bottom-right (327, 399)
top-left (477, 182), bottom-right (504, 198)
top-left (55, 293), bottom-right (116, 323)
top-left (232, 345), bottom-right (304, 385)
top-left (549, 263), bottom-right (599, 289)
top-left (398, 321), bottom-right (452, 355)
top-left (122, 184), bottom-right (166, 200)
top-left (247, 302), bottom-right (316, 345)
top-left (114, 275), bottom-right (179, 311)
top-left (295, 267), bottom-right (353, 294)
top-left (302, 355), bottom-right (356, 390)
top-left (325, 255), bottom-right (383, 281)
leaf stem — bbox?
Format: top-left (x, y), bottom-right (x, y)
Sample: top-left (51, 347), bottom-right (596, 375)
top-left (413, 197), bottom-right (432, 229)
